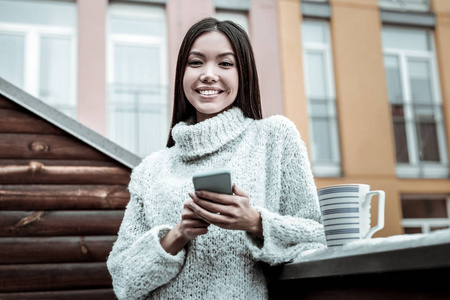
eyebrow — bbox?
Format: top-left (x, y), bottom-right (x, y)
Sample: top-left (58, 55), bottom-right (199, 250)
top-left (188, 51), bottom-right (235, 58)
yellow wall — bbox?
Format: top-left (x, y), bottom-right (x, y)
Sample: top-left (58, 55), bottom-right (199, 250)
top-left (329, 0), bottom-right (396, 178)
top-left (326, 0), bottom-right (402, 236)
top-left (432, 0), bottom-right (450, 166)
top-left (277, 0), bottom-right (310, 149)
top-left (278, 0), bottom-right (450, 238)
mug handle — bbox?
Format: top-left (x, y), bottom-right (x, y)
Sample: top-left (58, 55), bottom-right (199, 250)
top-left (362, 190), bottom-right (385, 239)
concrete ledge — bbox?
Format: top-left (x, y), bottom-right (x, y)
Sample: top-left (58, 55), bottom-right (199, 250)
top-left (381, 10), bottom-right (435, 28)
top-left (301, 1), bottom-right (331, 19)
top-left (118, 0), bottom-right (167, 4)
top-left (214, 0), bottom-right (250, 11)
top-left (274, 242), bottom-right (450, 280)
top-left (269, 242), bottom-right (450, 299)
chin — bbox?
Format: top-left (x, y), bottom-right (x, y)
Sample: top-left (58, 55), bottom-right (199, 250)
top-left (197, 108), bottom-right (222, 115)
top-left (195, 104), bottom-right (231, 115)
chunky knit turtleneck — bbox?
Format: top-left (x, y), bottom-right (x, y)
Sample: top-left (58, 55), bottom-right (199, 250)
top-left (172, 107), bottom-right (253, 161)
top-left (107, 107), bottom-right (326, 300)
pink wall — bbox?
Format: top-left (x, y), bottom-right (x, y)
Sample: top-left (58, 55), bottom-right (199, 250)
top-left (166, 0), bottom-right (215, 115)
top-left (77, 0), bottom-right (107, 135)
top-left (250, 0), bottom-right (284, 117)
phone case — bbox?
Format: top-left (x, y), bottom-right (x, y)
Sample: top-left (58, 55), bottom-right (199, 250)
top-left (192, 169), bottom-right (233, 195)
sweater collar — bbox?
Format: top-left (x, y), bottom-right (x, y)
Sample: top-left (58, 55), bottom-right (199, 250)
top-left (172, 107), bottom-right (253, 161)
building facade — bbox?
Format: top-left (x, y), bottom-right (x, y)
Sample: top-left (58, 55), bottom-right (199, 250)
top-left (284, 0), bottom-right (450, 237)
top-left (0, 0), bottom-right (449, 237)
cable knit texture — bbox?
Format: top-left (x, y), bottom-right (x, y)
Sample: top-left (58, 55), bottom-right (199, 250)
top-left (107, 107), bottom-right (326, 300)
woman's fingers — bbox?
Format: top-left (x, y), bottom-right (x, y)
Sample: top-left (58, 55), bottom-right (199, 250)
top-left (191, 184), bottom-right (248, 211)
top-left (178, 200), bottom-right (210, 240)
top-left (187, 186), bottom-right (261, 235)
top-left (183, 201), bottom-right (209, 222)
top-left (232, 183), bottom-right (249, 197)
top-left (188, 194), bottom-right (235, 225)
top-left (193, 190), bottom-right (235, 205)
top-left (189, 192), bottom-right (229, 215)
top-left (190, 203), bottom-right (233, 226)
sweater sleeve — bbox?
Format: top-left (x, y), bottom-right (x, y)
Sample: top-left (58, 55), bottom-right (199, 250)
top-left (107, 165), bottom-right (186, 299)
top-left (244, 118), bottom-right (326, 265)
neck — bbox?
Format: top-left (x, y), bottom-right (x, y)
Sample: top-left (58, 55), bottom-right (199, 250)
top-left (172, 106), bottom-right (253, 161)
top-left (195, 105), bottom-right (233, 123)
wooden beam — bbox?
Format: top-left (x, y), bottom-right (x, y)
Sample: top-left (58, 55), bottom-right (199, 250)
top-left (0, 162), bottom-right (130, 185)
top-left (0, 133), bottom-right (112, 160)
top-left (0, 236), bottom-right (116, 264)
top-left (0, 95), bottom-right (23, 110)
top-left (0, 109), bottom-right (67, 135)
top-left (0, 159), bottom-right (124, 167)
top-left (0, 289), bottom-right (116, 300)
top-left (0, 262), bottom-right (112, 292)
top-left (0, 211), bottom-right (124, 237)
top-left (0, 184), bottom-right (130, 210)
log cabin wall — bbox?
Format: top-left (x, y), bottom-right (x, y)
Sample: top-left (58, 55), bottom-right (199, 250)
top-left (0, 94), bottom-right (132, 299)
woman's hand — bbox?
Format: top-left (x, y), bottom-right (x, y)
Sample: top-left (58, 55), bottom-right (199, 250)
top-left (161, 200), bottom-right (210, 255)
top-left (179, 200), bottom-right (211, 240)
top-left (188, 184), bottom-right (263, 240)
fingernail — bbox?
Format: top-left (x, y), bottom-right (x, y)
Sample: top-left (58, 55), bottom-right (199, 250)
top-left (188, 192), bottom-right (194, 199)
top-left (195, 191), bottom-right (202, 196)
top-left (189, 202), bottom-right (195, 208)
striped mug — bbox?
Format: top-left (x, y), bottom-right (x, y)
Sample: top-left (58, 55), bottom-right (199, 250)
top-left (318, 184), bottom-right (385, 248)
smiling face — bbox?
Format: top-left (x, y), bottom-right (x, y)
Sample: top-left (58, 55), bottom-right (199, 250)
top-left (183, 31), bottom-right (239, 123)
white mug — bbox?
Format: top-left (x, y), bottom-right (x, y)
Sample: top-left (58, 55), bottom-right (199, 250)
top-left (318, 184), bottom-right (385, 248)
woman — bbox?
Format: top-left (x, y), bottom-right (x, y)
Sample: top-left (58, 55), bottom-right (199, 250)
top-left (107, 17), bottom-right (326, 299)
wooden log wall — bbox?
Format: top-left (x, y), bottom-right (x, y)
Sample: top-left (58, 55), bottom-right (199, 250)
top-left (0, 95), bottom-right (132, 299)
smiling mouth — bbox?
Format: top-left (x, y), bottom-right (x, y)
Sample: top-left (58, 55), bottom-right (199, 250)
top-left (196, 90), bottom-right (224, 96)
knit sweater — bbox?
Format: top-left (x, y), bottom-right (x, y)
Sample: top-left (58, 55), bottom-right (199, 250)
top-left (107, 107), bottom-right (326, 300)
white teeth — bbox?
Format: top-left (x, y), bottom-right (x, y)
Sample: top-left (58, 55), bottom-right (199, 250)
top-left (199, 90), bottom-right (219, 95)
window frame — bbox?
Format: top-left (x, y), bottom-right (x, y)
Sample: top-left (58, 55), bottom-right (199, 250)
top-left (383, 27), bottom-right (449, 178)
top-left (379, 0), bottom-right (430, 12)
top-left (401, 194), bottom-right (450, 233)
top-left (302, 19), bottom-right (341, 177)
top-left (107, 2), bottom-right (169, 157)
top-left (0, 21), bottom-right (77, 117)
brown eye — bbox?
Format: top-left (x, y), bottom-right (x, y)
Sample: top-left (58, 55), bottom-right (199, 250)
top-left (188, 60), bottom-right (202, 66)
top-left (219, 62), bottom-right (233, 67)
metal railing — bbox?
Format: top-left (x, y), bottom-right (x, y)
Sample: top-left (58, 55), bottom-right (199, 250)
top-left (108, 83), bottom-right (169, 157)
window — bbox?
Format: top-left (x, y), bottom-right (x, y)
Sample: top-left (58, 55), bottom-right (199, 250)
top-left (382, 27), bottom-right (448, 178)
top-left (302, 20), bottom-right (341, 177)
top-left (401, 195), bottom-right (450, 234)
top-left (107, 3), bottom-right (168, 157)
top-left (215, 10), bottom-right (249, 35)
top-left (0, 0), bottom-right (77, 117)
top-left (379, 0), bottom-right (429, 12)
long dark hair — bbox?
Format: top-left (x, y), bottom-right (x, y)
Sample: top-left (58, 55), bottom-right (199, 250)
top-left (166, 17), bottom-right (262, 148)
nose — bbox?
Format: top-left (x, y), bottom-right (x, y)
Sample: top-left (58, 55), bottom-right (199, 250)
top-left (200, 65), bottom-right (219, 83)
